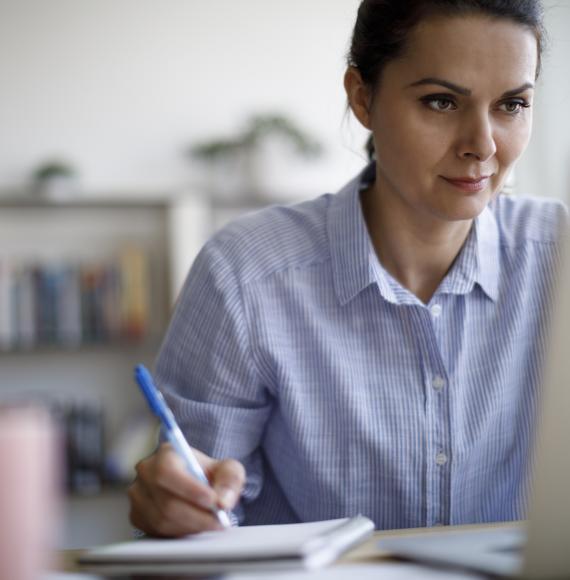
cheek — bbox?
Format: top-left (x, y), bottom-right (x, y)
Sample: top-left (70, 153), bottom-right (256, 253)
top-left (491, 122), bottom-right (531, 193)
top-left (496, 120), bottom-right (532, 167)
top-left (373, 113), bottom-right (449, 178)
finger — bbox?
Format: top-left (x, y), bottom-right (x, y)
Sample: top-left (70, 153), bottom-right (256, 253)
top-left (128, 480), bottom-right (164, 535)
top-left (145, 444), bottom-right (219, 510)
top-left (211, 459), bottom-right (246, 510)
top-left (191, 446), bottom-right (220, 478)
top-left (131, 478), bottom-right (223, 536)
top-left (152, 488), bottom-right (224, 535)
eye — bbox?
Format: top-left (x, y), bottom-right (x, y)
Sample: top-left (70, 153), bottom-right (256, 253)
top-left (420, 95), bottom-right (458, 112)
top-left (499, 99), bottom-right (531, 115)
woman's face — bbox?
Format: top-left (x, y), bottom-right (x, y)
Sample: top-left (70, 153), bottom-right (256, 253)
top-left (354, 14), bottom-right (538, 224)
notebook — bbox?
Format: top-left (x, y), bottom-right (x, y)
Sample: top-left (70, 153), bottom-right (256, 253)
top-left (378, 229), bottom-right (570, 579)
top-left (79, 515), bottom-right (374, 575)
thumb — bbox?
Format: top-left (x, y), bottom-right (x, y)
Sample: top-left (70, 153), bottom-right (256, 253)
top-left (211, 459), bottom-right (246, 510)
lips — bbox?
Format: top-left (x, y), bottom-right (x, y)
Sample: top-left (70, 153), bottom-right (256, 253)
top-left (441, 175), bottom-right (491, 193)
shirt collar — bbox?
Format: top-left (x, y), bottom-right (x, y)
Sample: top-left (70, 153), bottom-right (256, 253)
top-left (435, 202), bottom-right (500, 302)
top-left (327, 164), bottom-right (376, 306)
top-left (472, 203), bottom-right (501, 302)
top-left (327, 163), bottom-right (501, 306)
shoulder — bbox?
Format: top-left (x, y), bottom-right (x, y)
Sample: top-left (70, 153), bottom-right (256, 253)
top-left (199, 194), bottom-right (334, 286)
top-left (490, 194), bottom-right (568, 247)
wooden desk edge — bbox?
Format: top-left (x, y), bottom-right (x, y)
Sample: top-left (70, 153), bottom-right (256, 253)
top-left (339, 520), bottom-right (524, 565)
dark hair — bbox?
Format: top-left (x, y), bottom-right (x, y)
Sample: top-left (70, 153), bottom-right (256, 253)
top-left (347, 0), bottom-right (546, 159)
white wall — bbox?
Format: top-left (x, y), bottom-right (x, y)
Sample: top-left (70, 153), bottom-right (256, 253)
top-left (517, 0), bottom-right (570, 202)
top-left (0, 0), bottom-right (568, 199)
top-left (0, 0), bottom-right (367, 198)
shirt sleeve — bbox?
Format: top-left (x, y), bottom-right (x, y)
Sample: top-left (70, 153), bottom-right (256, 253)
top-left (154, 236), bottom-right (274, 519)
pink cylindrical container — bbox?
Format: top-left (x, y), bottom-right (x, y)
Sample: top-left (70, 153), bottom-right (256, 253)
top-left (0, 406), bottom-right (60, 580)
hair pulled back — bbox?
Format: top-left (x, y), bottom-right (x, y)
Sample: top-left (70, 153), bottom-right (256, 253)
top-left (347, 0), bottom-right (546, 159)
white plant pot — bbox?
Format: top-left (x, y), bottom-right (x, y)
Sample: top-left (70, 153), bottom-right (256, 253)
top-left (36, 176), bottom-right (78, 201)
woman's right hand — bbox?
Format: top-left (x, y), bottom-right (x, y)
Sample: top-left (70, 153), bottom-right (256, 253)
top-left (128, 442), bottom-right (245, 537)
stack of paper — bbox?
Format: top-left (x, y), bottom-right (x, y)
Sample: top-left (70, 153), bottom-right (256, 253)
top-left (79, 516), bottom-right (374, 575)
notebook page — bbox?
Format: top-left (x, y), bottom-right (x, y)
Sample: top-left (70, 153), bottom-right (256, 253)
top-left (86, 518), bottom-right (350, 562)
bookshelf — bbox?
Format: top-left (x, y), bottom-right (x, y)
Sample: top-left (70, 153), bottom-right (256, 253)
top-left (0, 195), bottom-right (172, 547)
top-left (0, 198), bottom-right (171, 346)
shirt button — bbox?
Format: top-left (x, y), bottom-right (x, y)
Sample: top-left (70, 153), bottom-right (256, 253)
top-left (430, 304), bottom-right (442, 317)
top-left (432, 375), bottom-right (446, 391)
top-left (435, 452), bottom-right (448, 466)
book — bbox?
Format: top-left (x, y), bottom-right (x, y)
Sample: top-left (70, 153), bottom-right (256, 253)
top-left (56, 265), bottom-right (82, 347)
top-left (119, 246), bottom-right (150, 341)
top-left (79, 516), bottom-right (374, 575)
top-left (16, 265), bottom-right (37, 349)
top-left (0, 260), bottom-right (15, 350)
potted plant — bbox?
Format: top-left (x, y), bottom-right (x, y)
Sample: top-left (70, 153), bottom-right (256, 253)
top-left (189, 113), bottom-right (323, 202)
top-left (32, 160), bottom-right (78, 200)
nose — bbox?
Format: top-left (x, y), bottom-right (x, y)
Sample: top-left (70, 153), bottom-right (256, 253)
top-left (456, 111), bottom-right (497, 162)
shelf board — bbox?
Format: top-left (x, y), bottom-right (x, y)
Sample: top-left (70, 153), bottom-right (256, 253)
top-left (0, 189), bottom-right (277, 211)
top-left (0, 196), bottom-right (170, 210)
top-left (0, 338), bottom-right (163, 356)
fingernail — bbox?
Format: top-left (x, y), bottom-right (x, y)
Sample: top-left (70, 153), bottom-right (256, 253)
top-left (217, 487), bottom-right (237, 510)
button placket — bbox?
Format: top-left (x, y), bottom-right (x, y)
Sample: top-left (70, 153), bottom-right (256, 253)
top-left (430, 304), bottom-right (442, 318)
top-left (432, 375), bottom-right (446, 391)
top-left (435, 452), bottom-right (448, 466)
top-left (410, 305), bottom-right (451, 526)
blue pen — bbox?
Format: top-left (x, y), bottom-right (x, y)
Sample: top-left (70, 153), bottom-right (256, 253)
top-left (134, 364), bottom-right (231, 529)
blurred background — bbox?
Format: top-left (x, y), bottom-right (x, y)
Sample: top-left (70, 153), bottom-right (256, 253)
top-left (0, 0), bottom-right (568, 550)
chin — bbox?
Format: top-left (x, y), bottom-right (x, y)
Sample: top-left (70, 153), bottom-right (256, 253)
top-left (437, 196), bottom-right (492, 222)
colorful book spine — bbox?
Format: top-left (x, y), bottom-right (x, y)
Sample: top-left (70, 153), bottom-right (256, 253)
top-left (0, 247), bottom-right (151, 350)
top-left (0, 260), bottom-right (16, 350)
top-left (119, 246), bottom-right (150, 341)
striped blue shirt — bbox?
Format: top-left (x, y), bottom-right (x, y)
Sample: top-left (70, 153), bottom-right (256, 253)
top-left (156, 164), bottom-right (566, 530)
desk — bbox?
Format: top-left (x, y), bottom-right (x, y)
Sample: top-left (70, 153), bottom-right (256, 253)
top-left (342, 519), bottom-right (520, 564)
top-left (57, 521), bottom-right (519, 579)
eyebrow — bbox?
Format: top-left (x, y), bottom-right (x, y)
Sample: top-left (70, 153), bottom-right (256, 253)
top-left (408, 77), bottom-right (534, 98)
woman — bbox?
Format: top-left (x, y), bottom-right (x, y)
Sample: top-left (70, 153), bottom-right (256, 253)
top-left (129, 0), bottom-right (566, 536)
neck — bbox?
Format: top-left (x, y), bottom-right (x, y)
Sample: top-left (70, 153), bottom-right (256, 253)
top-left (361, 182), bottom-right (473, 304)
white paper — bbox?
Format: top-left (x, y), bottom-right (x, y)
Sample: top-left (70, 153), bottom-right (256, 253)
top-left (84, 518), bottom-right (353, 562)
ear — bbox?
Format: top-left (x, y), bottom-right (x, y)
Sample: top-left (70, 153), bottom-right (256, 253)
top-left (344, 67), bottom-right (373, 130)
